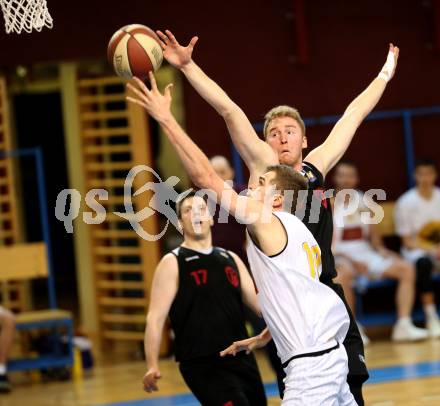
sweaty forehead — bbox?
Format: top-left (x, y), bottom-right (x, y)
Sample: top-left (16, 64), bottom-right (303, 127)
top-left (416, 165), bottom-right (436, 173)
top-left (181, 196), bottom-right (206, 210)
top-left (268, 116), bottom-right (299, 132)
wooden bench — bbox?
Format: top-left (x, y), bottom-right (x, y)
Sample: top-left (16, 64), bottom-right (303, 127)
top-left (0, 243), bottom-right (74, 372)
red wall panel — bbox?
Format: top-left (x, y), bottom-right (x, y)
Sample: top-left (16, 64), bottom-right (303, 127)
top-left (1, 0), bottom-right (438, 197)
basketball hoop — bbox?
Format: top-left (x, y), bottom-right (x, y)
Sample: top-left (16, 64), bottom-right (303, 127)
top-left (0, 0), bottom-right (52, 34)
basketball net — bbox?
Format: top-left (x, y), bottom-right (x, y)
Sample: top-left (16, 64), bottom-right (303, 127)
top-left (0, 0), bottom-right (52, 34)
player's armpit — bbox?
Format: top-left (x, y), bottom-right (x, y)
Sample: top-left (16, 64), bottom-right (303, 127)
top-left (223, 104), bottom-right (278, 171)
top-left (248, 213), bottom-right (288, 258)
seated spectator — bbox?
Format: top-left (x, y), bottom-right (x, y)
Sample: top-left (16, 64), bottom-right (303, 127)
top-left (332, 161), bottom-right (430, 342)
top-left (395, 158), bottom-right (440, 335)
top-left (0, 307), bottom-right (16, 392)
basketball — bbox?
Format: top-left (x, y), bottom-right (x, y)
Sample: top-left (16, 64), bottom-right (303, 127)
top-left (107, 24), bottom-right (163, 80)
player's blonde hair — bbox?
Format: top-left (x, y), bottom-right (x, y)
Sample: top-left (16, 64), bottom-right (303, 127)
top-left (263, 105), bottom-right (306, 139)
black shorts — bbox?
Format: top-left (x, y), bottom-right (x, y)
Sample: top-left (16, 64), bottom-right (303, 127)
top-left (179, 352), bottom-right (267, 406)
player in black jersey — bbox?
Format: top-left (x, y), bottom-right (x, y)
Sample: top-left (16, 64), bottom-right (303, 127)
top-left (147, 29), bottom-right (399, 405)
top-left (142, 191), bottom-right (267, 405)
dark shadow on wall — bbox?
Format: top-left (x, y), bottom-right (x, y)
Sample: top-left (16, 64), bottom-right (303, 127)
top-left (13, 92), bottom-right (78, 315)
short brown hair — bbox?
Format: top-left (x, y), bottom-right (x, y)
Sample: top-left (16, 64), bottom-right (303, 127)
top-left (263, 105), bottom-right (306, 139)
top-left (176, 191), bottom-right (198, 219)
top-left (266, 164), bottom-right (308, 214)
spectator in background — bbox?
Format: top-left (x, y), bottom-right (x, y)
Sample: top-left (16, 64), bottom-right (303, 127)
top-left (0, 307), bottom-right (15, 392)
top-left (395, 158), bottom-right (440, 335)
top-left (332, 162), bottom-right (430, 342)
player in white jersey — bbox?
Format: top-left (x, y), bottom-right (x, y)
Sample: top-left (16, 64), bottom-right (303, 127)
top-left (245, 211), bottom-right (354, 405)
top-left (127, 72), bottom-right (356, 405)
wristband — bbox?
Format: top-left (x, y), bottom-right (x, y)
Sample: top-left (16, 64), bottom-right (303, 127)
top-left (378, 50), bottom-right (395, 82)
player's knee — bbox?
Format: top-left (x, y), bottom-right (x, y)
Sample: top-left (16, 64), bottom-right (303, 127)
top-left (336, 264), bottom-right (354, 284)
top-left (400, 262), bottom-right (416, 283)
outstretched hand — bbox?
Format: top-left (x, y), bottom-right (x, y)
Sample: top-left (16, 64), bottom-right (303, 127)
top-left (379, 43), bottom-right (399, 82)
top-left (126, 71), bottom-right (173, 122)
top-left (156, 29), bottom-right (199, 69)
top-left (220, 335), bottom-right (264, 357)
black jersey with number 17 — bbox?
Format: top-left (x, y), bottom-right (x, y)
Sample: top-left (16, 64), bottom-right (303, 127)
top-left (168, 246), bottom-right (249, 362)
top-left (300, 161), bottom-right (337, 284)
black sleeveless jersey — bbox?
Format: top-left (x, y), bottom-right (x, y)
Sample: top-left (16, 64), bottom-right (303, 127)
top-left (300, 161), bottom-right (337, 283)
top-left (168, 246), bottom-right (249, 362)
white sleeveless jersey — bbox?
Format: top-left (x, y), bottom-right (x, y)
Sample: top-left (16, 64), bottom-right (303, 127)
top-left (246, 211), bottom-right (350, 364)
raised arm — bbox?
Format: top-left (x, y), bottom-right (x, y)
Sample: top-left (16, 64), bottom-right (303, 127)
top-left (155, 30), bottom-right (276, 174)
top-left (143, 253), bottom-right (178, 393)
top-left (127, 72), bottom-right (286, 254)
top-left (127, 72), bottom-right (261, 221)
top-left (305, 44), bottom-right (399, 177)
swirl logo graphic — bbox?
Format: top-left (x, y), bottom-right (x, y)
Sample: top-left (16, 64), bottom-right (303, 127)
top-left (114, 165), bottom-right (192, 241)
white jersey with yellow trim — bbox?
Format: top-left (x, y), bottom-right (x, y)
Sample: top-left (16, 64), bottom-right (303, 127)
top-left (246, 211), bottom-right (350, 364)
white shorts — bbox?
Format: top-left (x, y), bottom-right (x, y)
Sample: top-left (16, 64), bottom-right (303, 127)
top-left (335, 251), bottom-right (394, 278)
top-left (282, 344), bottom-right (357, 405)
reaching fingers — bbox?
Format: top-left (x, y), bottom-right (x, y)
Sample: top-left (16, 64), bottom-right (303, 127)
top-left (126, 82), bottom-right (146, 98)
top-left (220, 341), bottom-right (248, 357)
top-left (188, 36), bottom-right (199, 50)
top-left (126, 96), bottom-right (147, 109)
top-left (164, 83), bottom-right (174, 99)
top-left (148, 71), bottom-right (158, 92)
top-left (132, 76), bottom-right (151, 96)
top-left (165, 29), bottom-right (178, 45)
top-left (156, 30), bottom-right (169, 43)
top-left (156, 30), bottom-right (168, 49)
top-left (220, 344), bottom-right (237, 357)
top-left (126, 82), bottom-right (149, 102)
top-left (158, 39), bottom-right (167, 50)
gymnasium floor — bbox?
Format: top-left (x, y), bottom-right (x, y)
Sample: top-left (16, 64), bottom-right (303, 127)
top-left (3, 339), bottom-right (440, 406)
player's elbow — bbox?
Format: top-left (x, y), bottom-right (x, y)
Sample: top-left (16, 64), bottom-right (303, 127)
top-left (146, 312), bottom-right (163, 329)
top-left (342, 105), bottom-right (367, 124)
top-left (220, 102), bottom-right (240, 120)
top-left (192, 168), bottom-right (216, 190)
